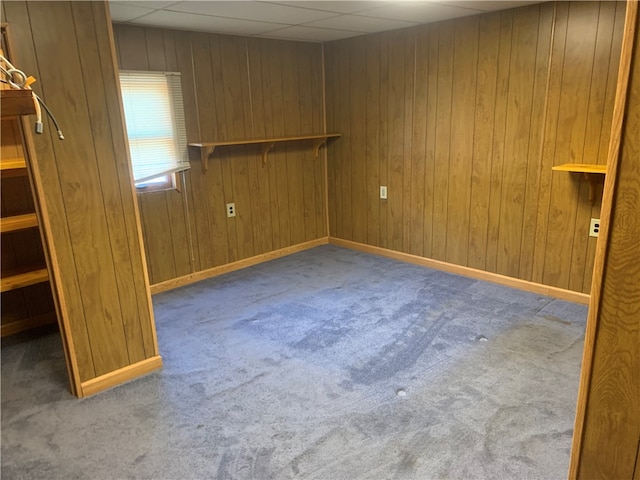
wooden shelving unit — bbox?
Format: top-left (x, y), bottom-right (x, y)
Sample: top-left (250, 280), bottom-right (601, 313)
top-left (189, 133), bottom-right (341, 173)
top-left (552, 163), bottom-right (607, 204)
top-left (1, 83), bottom-right (57, 336)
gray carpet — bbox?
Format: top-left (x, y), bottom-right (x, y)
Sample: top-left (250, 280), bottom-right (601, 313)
top-left (1, 245), bottom-right (587, 479)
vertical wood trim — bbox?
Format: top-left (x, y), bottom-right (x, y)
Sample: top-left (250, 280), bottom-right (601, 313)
top-left (568, 1), bottom-right (638, 477)
top-left (321, 43), bottom-right (330, 237)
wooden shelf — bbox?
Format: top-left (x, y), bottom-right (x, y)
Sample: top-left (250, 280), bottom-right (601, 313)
top-left (189, 133), bottom-right (341, 173)
top-left (1, 267), bottom-right (49, 292)
top-left (1, 89), bottom-right (36, 117)
top-left (1, 157), bottom-right (27, 171)
top-left (0, 212), bottom-right (38, 233)
top-left (553, 163), bottom-right (607, 205)
top-left (1, 312), bottom-right (57, 338)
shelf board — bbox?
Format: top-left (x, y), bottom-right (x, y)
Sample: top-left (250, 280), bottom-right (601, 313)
top-left (1, 312), bottom-right (57, 338)
top-left (552, 163), bottom-right (607, 174)
top-left (552, 163), bottom-right (606, 204)
top-left (1, 89), bottom-right (36, 117)
top-left (1, 267), bottom-right (49, 292)
top-left (0, 157), bottom-right (28, 177)
top-left (1, 157), bottom-right (27, 171)
top-left (0, 212), bottom-right (38, 233)
top-left (189, 133), bottom-right (342, 173)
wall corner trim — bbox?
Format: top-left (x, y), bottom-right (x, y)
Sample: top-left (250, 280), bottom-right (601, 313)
top-left (329, 237), bottom-right (590, 305)
top-left (80, 356), bottom-right (163, 398)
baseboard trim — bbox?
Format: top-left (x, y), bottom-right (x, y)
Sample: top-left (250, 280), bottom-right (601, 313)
top-left (150, 237), bottom-right (330, 295)
top-left (329, 237), bottom-right (590, 305)
top-left (80, 355), bottom-right (163, 397)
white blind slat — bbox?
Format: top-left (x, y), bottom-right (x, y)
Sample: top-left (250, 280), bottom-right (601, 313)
top-left (119, 71), bottom-right (190, 184)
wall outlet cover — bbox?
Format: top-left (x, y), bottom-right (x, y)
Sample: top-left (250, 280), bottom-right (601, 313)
top-left (589, 218), bottom-right (600, 237)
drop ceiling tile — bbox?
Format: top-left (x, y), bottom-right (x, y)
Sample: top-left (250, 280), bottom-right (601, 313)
top-left (305, 14), bottom-right (416, 33)
top-left (360, 2), bottom-right (483, 23)
top-left (111, 1), bottom-right (179, 8)
top-left (435, 1), bottom-right (542, 12)
top-left (166, 1), bottom-right (338, 23)
top-left (267, 1), bottom-right (393, 14)
top-left (261, 25), bottom-right (362, 42)
top-left (131, 10), bottom-right (288, 35)
top-left (109, 3), bottom-right (157, 22)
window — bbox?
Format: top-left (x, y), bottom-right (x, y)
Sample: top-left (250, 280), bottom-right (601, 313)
top-left (119, 71), bottom-right (190, 192)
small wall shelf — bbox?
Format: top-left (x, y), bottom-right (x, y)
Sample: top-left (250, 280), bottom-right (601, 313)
top-left (189, 133), bottom-right (341, 173)
top-left (552, 163), bottom-right (607, 205)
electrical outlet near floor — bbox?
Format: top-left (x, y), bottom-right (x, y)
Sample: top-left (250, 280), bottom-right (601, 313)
top-left (589, 218), bottom-right (600, 237)
top-left (380, 186), bottom-right (388, 199)
top-left (227, 203), bottom-right (236, 218)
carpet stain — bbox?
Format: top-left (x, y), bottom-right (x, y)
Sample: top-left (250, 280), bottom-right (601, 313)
top-left (347, 311), bottom-right (450, 385)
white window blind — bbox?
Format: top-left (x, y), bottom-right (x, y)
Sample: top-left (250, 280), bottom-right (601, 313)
top-left (119, 71), bottom-right (190, 184)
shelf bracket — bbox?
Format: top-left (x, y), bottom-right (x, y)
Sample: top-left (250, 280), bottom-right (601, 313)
top-left (261, 142), bottom-right (275, 166)
top-left (199, 146), bottom-right (215, 174)
top-left (312, 138), bottom-right (327, 158)
top-left (584, 172), bottom-right (600, 205)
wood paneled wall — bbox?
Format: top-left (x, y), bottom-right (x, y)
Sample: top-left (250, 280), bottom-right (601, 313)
top-left (571, 2), bottom-right (640, 476)
top-left (325, 1), bottom-right (625, 294)
top-left (112, 25), bottom-right (326, 285)
top-left (2, 1), bottom-right (158, 387)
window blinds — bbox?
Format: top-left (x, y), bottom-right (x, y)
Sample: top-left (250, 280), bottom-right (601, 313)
top-left (119, 71), bottom-right (190, 184)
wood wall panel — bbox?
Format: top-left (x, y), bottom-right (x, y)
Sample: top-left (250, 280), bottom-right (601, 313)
top-left (113, 25), bottom-right (327, 285)
top-left (3, 1), bottom-right (158, 386)
top-left (326, 1), bottom-right (624, 294)
top-left (571, 2), bottom-right (640, 476)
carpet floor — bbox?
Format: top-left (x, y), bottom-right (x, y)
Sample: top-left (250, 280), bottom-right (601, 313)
top-left (1, 245), bottom-right (588, 479)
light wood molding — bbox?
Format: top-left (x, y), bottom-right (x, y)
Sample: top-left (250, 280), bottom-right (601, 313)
top-left (189, 133), bottom-right (341, 172)
top-left (150, 237), bottom-right (329, 294)
top-left (80, 355), bottom-right (163, 398)
top-left (330, 237), bottom-right (591, 305)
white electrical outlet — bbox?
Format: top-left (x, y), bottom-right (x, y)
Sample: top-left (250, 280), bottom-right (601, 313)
top-left (589, 218), bottom-right (600, 237)
top-left (380, 186), bottom-right (388, 199)
top-left (227, 203), bottom-right (236, 218)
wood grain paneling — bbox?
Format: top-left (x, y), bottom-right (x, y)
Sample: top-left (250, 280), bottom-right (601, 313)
top-left (326, 1), bottom-right (624, 294)
top-left (113, 25), bottom-right (327, 285)
top-left (3, 1), bottom-right (158, 388)
top-left (571, 2), bottom-right (640, 476)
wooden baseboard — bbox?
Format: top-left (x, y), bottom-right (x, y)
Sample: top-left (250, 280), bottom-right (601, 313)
top-left (80, 355), bottom-right (163, 397)
top-left (150, 237), bottom-right (330, 295)
top-left (329, 237), bottom-right (590, 305)
top-left (0, 313), bottom-right (57, 337)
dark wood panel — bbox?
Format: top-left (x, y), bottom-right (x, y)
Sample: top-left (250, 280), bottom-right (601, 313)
top-left (572, 3), bottom-right (640, 476)
top-left (325, 2), bottom-right (623, 294)
top-left (112, 25), bottom-right (327, 285)
top-left (4, 1), bottom-right (158, 387)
